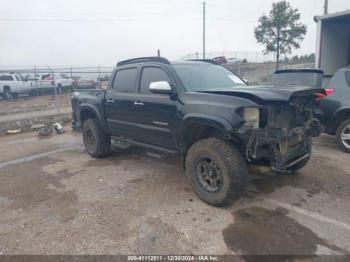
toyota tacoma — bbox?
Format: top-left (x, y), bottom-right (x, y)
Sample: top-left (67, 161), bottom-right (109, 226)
top-left (71, 57), bottom-right (323, 206)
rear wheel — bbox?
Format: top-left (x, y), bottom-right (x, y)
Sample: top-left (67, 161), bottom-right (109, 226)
top-left (336, 119), bottom-right (350, 153)
top-left (82, 118), bottom-right (111, 157)
top-left (185, 138), bottom-right (248, 206)
top-left (57, 84), bottom-right (63, 94)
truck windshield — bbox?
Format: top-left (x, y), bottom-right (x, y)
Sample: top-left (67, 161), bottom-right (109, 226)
top-left (172, 63), bottom-right (246, 91)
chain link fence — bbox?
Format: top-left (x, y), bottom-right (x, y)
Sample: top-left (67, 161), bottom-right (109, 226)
top-left (181, 51), bottom-right (275, 63)
top-left (0, 66), bottom-right (115, 133)
top-left (0, 66), bottom-right (113, 114)
top-left (224, 61), bottom-right (315, 86)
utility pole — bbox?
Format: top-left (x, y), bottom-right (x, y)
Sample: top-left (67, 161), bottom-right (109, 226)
top-left (202, 1), bottom-right (206, 59)
top-left (324, 0), bottom-right (328, 14)
top-left (34, 65), bottom-right (38, 96)
top-left (98, 65), bottom-right (101, 89)
top-left (47, 65), bottom-right (60, 114)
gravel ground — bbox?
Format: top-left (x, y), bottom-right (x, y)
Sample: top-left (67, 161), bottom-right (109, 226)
top-left (0, 93), bottom-right (72, 116)
top-left (0, 129), bottom-right (349, 258)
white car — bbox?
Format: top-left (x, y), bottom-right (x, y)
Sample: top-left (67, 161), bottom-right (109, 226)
top-left (0, 74), bottom-right (35, 99)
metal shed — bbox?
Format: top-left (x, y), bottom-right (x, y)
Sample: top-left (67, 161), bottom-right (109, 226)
top-left (315, 10), bottom-right (350, 81)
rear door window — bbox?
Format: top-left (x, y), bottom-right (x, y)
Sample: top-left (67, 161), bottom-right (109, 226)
top-left (113, 68), bottom-right (137, 93)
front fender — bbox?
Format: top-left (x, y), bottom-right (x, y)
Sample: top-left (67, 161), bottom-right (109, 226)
top-left (179, 113), bottom-right (234, 142)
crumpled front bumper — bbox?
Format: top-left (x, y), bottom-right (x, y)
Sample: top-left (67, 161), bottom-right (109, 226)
top-left (245, 118), bottom-right (322, 172)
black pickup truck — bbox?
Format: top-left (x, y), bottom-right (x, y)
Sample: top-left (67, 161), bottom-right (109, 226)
top-left (71, 57), bottom-right (323, 206)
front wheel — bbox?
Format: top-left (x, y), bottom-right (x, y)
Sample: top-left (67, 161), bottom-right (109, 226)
top-left (336, 119), bottom-right (350, 153)
top-left (82, 118), bottom-right (111, 157)
top-left (185, 138), bottom-right (248, 206)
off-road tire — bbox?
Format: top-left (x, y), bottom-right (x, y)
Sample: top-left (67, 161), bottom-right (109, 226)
top-left (82, 118), bottom-right (111, 158)
top-left (3, 87), bottom-right (13, 100)
top-left (185, 137), bottom-right (248, 206)
top-left (336, 119), bottom-right (350, 153)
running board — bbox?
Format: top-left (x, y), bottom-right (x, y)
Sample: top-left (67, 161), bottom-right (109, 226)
top-left (111, 136), bottom-right (179, 155)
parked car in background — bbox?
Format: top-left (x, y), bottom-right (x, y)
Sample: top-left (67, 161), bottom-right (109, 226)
top-left (36, 73), bottom-right (73, 94)
top-left (318, 67), bottom-right (350, 153)
top-left (0, 73), bottom-right (35, 99)
top-left (212, 56), bottom-right (227, 65)
top-left (72, 76), bottom-right (99, 89)
top-left (272, 68), bottom-right (350, 153)
top-left (273, 69), bottom-right (324, 89)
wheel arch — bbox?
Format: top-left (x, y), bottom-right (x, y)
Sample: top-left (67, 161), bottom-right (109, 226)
top-left (179, 113), bottom-right (234, 152)
top-left (79, 104), bottom-right (108, 131)
top-left (328, 107), bottom-right (350, 134)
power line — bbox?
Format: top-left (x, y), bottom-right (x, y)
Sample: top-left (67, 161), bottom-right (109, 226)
top-left (0, 17), bottom-right (257, 23)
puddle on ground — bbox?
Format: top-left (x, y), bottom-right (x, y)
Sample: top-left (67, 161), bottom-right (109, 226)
top-left (223, 207), bottom-right (347, 261)
top-left (0, 157), bottom-right (78, 222)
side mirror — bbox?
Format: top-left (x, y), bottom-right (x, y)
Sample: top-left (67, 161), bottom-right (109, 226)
top-left (149, 81), bottom-right (174, 94)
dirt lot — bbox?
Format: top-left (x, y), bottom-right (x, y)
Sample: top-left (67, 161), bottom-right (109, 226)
top-left (0, 128), bottom-right (349, 258)
top-left (0, 93), bottom-right (71, 116)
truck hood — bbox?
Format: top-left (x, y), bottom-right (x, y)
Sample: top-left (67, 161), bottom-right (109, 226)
top-left (199, 86), bottom-right (325, 104)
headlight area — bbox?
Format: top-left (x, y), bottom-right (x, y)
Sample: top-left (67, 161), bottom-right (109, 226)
top-left (238, 107), bottom-right (260, 129)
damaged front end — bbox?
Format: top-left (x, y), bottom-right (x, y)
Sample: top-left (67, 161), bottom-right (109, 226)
top-left (237, 94), bottom-right (322, 173)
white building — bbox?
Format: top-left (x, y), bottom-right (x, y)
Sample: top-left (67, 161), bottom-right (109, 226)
top-left (315, 10), bottom-right (350, 83)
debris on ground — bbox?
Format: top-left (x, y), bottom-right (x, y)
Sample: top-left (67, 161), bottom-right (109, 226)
top-left (53, 123), bottom-right (65, 134)
top-left (37, 127), bottom-right (53, 136)
top-left (6, 129), bottom-right (21, 135)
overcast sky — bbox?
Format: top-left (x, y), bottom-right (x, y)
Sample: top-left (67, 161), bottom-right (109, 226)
top-left (0, 0), bottom-right (349, 67)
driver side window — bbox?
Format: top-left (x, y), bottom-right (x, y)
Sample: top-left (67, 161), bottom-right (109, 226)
top-left (139, 67), bottom-right (171, 94)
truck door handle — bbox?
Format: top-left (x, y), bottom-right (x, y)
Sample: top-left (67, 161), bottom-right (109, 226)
top-left (134, 101), bottom-right (144, 106)
top-left (106, 99), bottom-right (115, 103)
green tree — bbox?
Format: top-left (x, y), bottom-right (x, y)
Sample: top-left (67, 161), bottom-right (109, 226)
top-left (254, 1), bottom-right (307, 69)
